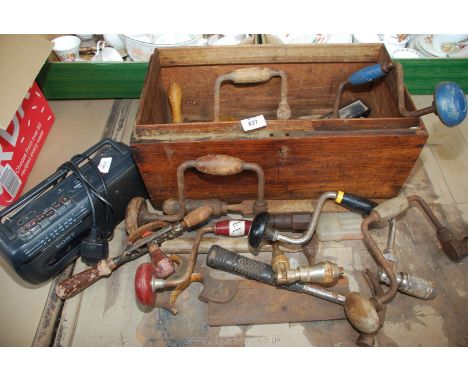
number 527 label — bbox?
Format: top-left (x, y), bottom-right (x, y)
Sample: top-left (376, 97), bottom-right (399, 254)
top-left (240, 115), bottom-right (267, 132)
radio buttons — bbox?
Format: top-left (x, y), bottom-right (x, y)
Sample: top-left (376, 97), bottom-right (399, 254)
top-left (29, 223), bottom-right (40, 234)
top-left (45, 209), bottom-right (56, 220)
top-left (60, 196), bottom-right (72, 206)
top-left (36, 214), bottom-right (49, 227)
top-left (16, 195), bottom-right (74, 240)
top-left (18, 228), bottom-right (32, 240)
top-left (51, 201), bottom-right (62, 210)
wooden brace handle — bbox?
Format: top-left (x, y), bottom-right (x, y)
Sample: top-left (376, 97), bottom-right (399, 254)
top-left (213, 67), bottom-right (291, 121)
top-left (183, 205), bottom-right (213, 228)
top-left (230, 67), bottom-right (274, 84)
top-left (373, 196), bottom-right (410, 220)
top-left (194, 154), bottom-right (244, 176)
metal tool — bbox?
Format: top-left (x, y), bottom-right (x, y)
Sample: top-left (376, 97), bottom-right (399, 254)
top-left (382, 218), bottom-right (398, 263)
top-left (55, 206), bottom-right (213, 300)
top-left (206, 244), bottom-right (347, 305)
top-left (213, 67), bottom-right (291, 121)
top-left (377, 270), bottom-right (436, 300)
top-left (315, 99), bottom-right (371, 120)
top-left (134, 219), bottom-right (252, 308)
top-left (270, 243), bottom-right (343, 285)
top-left (207, 244), bottom-right (381, 334)
top-left (394, 63), bottom-right (467, 127)
top-left (248, 191), bottom-right (376, 250)
top-left (141, 155), bottom-right (267, 222)
top-left (356, 193), bottom-right (466, 343)
top-left (353, 269), bottom-right (387, 347)
top-left (162, 198), bottom-right (316, 218)
top-left (332, 62), bottom-right (467, 127)
top-left (332, 63), bottom-right (395, 118)
top-left (375, 216), bottom-right (436, 300)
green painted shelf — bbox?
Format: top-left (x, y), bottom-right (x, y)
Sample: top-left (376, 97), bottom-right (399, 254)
top-left (36, 59), bottom-right (468, 100)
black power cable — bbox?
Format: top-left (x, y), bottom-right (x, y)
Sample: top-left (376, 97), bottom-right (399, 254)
top-left (57, 155), bottom-right (115, 265)
top-left (72, 154), bottom-right (115, 240)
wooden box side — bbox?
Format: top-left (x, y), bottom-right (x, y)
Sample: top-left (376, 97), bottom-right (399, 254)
top-left (132, 128), bottom-right (428, 206)
top-left (134, 51), bottom-right (170, 129)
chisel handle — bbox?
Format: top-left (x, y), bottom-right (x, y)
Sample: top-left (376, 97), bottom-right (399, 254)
top-left (168, 82), bottom-right (183, 123)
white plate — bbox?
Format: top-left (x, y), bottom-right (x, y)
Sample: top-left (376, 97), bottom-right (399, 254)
top-left (352, 34), bottom-right (382, 43)
top-left (392, 48), bottom-right (424, 59)
top-left (415, 35), bottom-right (468, 58)
top-left (327, 34), bottom-right (353, 43)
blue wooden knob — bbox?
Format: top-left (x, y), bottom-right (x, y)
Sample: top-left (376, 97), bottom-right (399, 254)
top-left (434, 82), bottom-right (467, 127)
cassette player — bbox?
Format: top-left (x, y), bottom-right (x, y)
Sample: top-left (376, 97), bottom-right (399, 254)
top-left (0, 139), bottom-right (147, 284)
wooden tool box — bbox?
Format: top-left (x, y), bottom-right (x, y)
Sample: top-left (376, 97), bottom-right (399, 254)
top-left (131, 44), bottom-right (427, 206)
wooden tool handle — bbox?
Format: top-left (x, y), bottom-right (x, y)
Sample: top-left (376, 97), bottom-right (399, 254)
top-left (168, 82), bottom-right (183, 123)
top-left (373, 196), bottom-right (409, 220)
top-left (230, 67), bottom-right (273, 84)
top-left (194, 154), bottom-right (244, 176)
top-left (55, 261), bottom-right (113, 300)
top-left (183, 205), bottom-right (213, 228)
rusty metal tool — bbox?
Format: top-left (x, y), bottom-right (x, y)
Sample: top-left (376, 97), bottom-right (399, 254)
top-left (168, 82), bottom-right (183, 123)
top-left (162, 198), bottom-right (316, 218)
top-left (134, 219), bottom-right (252, 309)
top-left (332, 62), bottom-right (395, 118)
top-left (374, 215), bottom-right (436, 300)
top-left (124, 198), bottom-right (175, 279)
top-left (355, 193), bottom-right (467, 342)
top-left (394, 63), bottom-right (467, 127)
top-left (382, 218), bottom-right (398, 264)
top-left (363, 194), bottom-right (468, 265)
top-left (248, 191), bottom-right (376, 250)
top-left (213, 67), bottom-right (291, 121)
top-left (353, 269), bottom-right (387, 347)
top-left (55, 206), bottom-right (213, 300)
top-left (332, 62), bottom-right (467, 127)
top-left (133, 155), bottom-right (267, 223)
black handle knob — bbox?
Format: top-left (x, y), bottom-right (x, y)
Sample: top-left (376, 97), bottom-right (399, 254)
top-left (336, 192), bottom-right (377, 215)
top-left (248, 211), bottom-right (272, 250)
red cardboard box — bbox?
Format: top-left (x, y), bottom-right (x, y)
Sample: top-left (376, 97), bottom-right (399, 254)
top-left (0, 82), bottom-right (54, 205)
top-left (0, 35), bottom-right (54, 207)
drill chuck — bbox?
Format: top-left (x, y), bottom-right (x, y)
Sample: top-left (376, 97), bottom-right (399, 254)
top-left (377, 270), bottom-right (436, 300)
